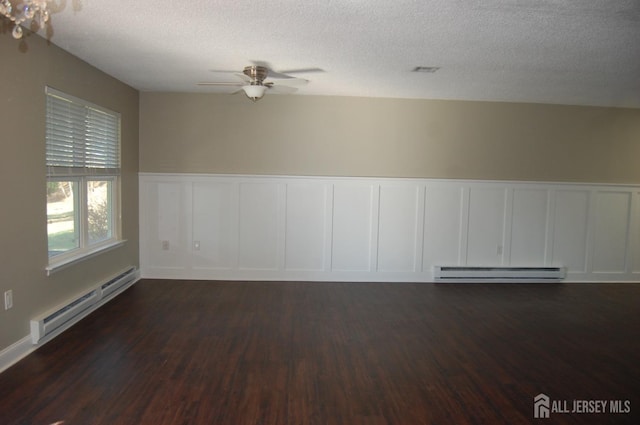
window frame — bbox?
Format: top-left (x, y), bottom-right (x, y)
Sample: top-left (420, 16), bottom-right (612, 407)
top-left (45, 87), bottom-right (124, 275)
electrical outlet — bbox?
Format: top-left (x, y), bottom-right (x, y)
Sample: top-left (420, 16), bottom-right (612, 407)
top-left (161, 240), bottom-right (170, 250)
top-left (4, 290), bottom-right (13, 310)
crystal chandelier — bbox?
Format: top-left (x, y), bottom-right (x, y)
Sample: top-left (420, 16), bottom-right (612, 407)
top-left (0, 0), bottom-right (50, 39)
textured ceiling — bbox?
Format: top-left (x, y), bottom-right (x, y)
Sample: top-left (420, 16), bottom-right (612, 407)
top-left (36, 0), bottom-right (640, 107)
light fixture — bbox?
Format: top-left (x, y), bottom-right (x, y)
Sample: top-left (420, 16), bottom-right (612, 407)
top-left (1, 0), bottom-right (50, 39)
top-left (242, 84), bottom-right (267, 102)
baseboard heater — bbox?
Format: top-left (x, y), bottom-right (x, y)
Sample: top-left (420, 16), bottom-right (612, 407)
top-left (433, 266), bottom-right (565, 282)
top-left (30, 266), bottom-right (139, 345)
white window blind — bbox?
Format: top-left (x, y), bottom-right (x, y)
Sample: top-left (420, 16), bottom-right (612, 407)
top-left (46, 87), bottom-right (120, 176)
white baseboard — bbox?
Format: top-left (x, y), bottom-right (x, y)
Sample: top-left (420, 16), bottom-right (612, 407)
top-left (0, 336), bottom-right (35, 374)
top-left (0, 268), bottom-right (141, 375)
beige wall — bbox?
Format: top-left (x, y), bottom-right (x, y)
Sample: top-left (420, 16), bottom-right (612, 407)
top-left (140, 93), bottom-right (640, 183)
top-left (0, 31), bottom-right (139, 352)
top-left (2, 24), bottom-right (639, 355)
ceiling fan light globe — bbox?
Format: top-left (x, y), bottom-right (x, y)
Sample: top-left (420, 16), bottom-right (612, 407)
top-left (242, 84), bottom-right (267, 101)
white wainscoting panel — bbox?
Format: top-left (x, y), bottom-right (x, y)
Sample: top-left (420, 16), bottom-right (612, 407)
top-left (466, 187), bottom-right (507, 266)
top-left (331, 184), bottom-right (375, 272)
top-left (423, 184), bottom-right (465, 268)
top-left (284, 183), bottom-right (328, 272)
top-left (192, 182), bottom-right (239, 271)
top-left (592, 191), bottom-right (631, 274)
top-left (551, 190), bottom-right (590, 273)
top-left (510, 188), bottom-right (549, 266)
top-left (377, 185), bottom-right (422, 272)
top-left (237, 183), bottom-right (280, 271)
top-left (140, 181), bottom-right (190, 276)
top-left (140, 174), bottom-right (640, 282)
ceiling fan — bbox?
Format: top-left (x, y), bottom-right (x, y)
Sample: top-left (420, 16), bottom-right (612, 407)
top-left (198, 65), bottom-right (320, 102)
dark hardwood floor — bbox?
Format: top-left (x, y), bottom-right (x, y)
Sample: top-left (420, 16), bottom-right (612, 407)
top-left (0, 280), bottom-right (639, 425)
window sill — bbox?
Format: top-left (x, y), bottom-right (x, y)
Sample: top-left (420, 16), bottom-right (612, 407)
top-left (46, 240), bottom-right (127, 276)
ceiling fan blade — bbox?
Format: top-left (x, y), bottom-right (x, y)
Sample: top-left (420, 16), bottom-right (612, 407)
top-left (251, 60), bottom-right (274, 69)
top-left (268, 70), bottom-right (294, 79)
top-left (247, 60), bottom-right (281, 78)
top-left (208, 70), bottom-right (251, 82)
top-left (271, 78), bottom-right (308, 87)
top-left (234, 73), bottom-right (251, 83)
top-left (277, 67), bottom-right (325, 75)
top-left (250, 60), bottom-right (324, 79)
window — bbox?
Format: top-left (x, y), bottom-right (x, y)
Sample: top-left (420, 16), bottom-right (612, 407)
top-left (46, 87), bottom-right (122, 270)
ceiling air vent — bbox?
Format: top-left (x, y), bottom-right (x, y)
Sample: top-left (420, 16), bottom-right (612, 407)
top-left (412, 66), bottom-right (440, 73)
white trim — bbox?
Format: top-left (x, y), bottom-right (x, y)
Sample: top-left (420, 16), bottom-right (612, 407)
top-left (33, 268), bottom-right (140, 345)
top-left (0, 336), bottom-right (35, 374)
top-left (46, 239), bottom-right (127, 276)
top-left (138, 172), bottom-right (640, 189)
top-left (1, 269), bottom-right (140, 375)
top-left (140, 173), bottom-right (640, 283)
